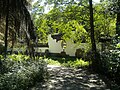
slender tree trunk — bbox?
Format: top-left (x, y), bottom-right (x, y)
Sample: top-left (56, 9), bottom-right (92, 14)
top-left (89, 0), bottom-right (98, 69)
top-left (116, 13), bottom-right (120, 42)
top-left (115, 0), bottom-right (120, 45)
top-left (4, 0), bottom-right (9, 58)
top-left (11, 32), bottom-right (16, 54)
top-left (116, 13), bottom-right (120, 35)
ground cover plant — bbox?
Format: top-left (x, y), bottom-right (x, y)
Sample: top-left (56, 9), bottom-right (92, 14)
top-left (0, 54), bottom-right (48, 90)
top-left (45, 57), bottom-right (89, 68)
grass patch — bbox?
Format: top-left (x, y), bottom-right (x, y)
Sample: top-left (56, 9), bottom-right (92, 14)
top-left (45, 57), bottom-right (89, 68)
top-left (62, 58), bottom-right (89, 68)
top-left (45, 58), bottom-right (61, 66)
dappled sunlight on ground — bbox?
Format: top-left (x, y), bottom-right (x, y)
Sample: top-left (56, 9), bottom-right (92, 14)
top-left (30, 65), bottom-right (110, 90)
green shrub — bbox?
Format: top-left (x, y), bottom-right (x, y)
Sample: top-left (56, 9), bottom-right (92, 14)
top-left (100, 50), bottom-right (120, 74)
top-left (0, 54), bottom-right (48, 90)
top-left (100, 50), bottom-right (120, 85)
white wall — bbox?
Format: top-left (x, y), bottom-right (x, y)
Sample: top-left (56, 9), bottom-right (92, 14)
top-left (65, 40), bottom-right (89, 56)
top-left (34, 47), bottom-right (49, 53)
top-left (36, 34), bottom-right (101, 56)
top-left (48, 34), bottom-right (89, 56)
top-left (48, 34), bottom-right (63, 53)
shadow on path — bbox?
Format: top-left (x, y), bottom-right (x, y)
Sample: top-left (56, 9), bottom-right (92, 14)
top-left (30, 65), bottom-right (110, 90)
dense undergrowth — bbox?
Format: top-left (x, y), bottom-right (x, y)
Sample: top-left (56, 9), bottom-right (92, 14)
top-left (0, 54), bottom-right (48, 90)
top-left (100, 50), bottom-right (120, 88)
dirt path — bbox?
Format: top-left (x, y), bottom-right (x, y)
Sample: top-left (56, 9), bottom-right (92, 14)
top-left (30, 65), bottom-right (110, 90)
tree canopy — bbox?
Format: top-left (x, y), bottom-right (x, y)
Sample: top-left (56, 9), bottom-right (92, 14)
top-left (32, 0), bottom-right (116, 44)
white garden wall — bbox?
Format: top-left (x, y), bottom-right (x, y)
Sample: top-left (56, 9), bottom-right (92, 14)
top-left (48, 34), bottom-right (89, 56)
top-left (35, 34), bottom-right (101, 57)
top-left (65, 40), bottom-right (89, 56)
top-left (48, 34), bottom-right (63, 53)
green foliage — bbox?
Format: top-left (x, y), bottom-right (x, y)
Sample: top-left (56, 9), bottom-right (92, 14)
top-left (100, 50), bottom-right (120, 74)
top-left (0, 55), bottom-right (3, 59)
top-left (0, 55), bottom-right (48, 90)
top-left (33, 5), bottom-right (91, 43)
top-left (116, 43), bottom-right (120, 48)
top-left (60, 20), bottom-right (90, 43)
top-left (45, 58), bottom-right (61, 66)
top-left (45, 57), bottom-right (89, 68)
top-left (62, 58), bottom-right (89, 68)
top-left (8, 54), bottom-right (30, 61)
top-left (100, 49), bottom-right (120, 85)
top-left (94, 2), bottom-right (116, 42)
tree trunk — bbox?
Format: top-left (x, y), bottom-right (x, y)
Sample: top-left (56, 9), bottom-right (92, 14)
top-left (11, 32), bottom-right (16, 54)
top-left (116, 13), bottom-right (120, 36)
top-left (4, 0), bottom-right (9, 58)
top-left (89, 0), bottom-right (98, 70)
top-left (115, 0), bottom-right (120, 44)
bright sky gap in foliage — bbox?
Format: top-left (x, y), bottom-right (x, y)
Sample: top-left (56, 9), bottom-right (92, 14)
top-left (32, 0), bottom-right (100, 5)
top-left (32, 0), bottom-right (100, 13)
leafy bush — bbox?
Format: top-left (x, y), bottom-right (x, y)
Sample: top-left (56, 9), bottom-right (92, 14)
top-left (100, 50), bottom-right (120, 85)
top-left (0, 54), bottom-right (48, 90)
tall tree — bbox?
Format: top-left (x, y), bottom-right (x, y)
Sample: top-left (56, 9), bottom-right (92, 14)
top-left (116, 0), bottom-right (120, 37)
top-left (89, 0), bottom-right (98, 69)
top-left (4, 0), bottom-right (9, 58)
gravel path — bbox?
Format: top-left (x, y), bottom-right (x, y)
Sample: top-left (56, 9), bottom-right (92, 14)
top-left (30, 65), bottom-right (110, 90)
